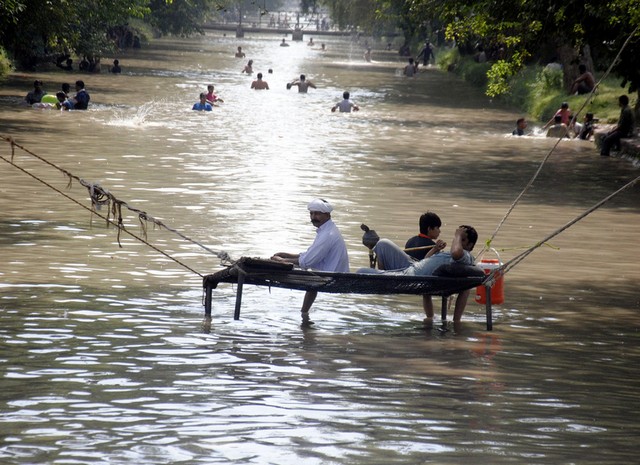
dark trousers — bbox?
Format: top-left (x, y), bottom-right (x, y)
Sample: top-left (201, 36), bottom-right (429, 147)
top-left (600, 130), bottom-right (626, 156)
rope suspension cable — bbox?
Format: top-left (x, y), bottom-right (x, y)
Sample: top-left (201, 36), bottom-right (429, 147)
top-left (1, 137), bottom-right (235, 275)
top-left (477, 26), bottom-right (640, 260)
top-left (0, 152), bottom-right (205, 277)
top-left (490, 174), bottom-right (640, 281)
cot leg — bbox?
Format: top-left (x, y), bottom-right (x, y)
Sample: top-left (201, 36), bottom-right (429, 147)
top-left (233, 273), bottom-right (245, 320)
top-left (441, 296), bottom-right (448, 321)
top-left (485, 285), bottom-right (493, 331)
top-left (204, 284), bottom-right (213, 318)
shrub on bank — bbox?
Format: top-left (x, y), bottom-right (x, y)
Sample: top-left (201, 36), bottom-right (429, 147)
top-left (0, 47), bottom-right (12, 77)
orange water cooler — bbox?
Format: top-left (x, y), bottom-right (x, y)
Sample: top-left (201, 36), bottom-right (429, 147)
top-left (475, 258), bottom-right (505, 305)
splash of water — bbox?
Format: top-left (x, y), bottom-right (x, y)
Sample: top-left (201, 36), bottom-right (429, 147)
top-left (106, 100), bottom-right (160, 128)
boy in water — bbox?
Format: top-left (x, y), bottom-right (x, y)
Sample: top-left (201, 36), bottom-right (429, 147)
top-left (331, 91), bottom-right (359, 113)
top-left (192, 93), bottom-right (213, 111)
top-left (205, 84), bottom-right (224, 104)
top-left (288, 74), bottom-right (317, 93)
top-left (512, 118), bottom-right (528, 136)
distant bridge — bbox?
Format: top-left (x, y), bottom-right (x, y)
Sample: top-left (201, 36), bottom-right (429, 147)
top-left (203, 22), bottom-right (354, 38)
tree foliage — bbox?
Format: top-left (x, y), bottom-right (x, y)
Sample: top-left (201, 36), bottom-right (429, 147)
top-left (0, 0), bottom-right (237, 70)
top-left (0, 0), bottom-right (150, 69)
top-left (319, 0), bottom-right (640, 97)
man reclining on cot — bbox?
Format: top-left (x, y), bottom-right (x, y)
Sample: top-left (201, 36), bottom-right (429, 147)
top-left (358, 225), bottom-right (480, 323)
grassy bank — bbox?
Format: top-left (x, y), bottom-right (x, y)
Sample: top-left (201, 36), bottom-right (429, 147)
top-left (437, 47), bottom-right (634, 125)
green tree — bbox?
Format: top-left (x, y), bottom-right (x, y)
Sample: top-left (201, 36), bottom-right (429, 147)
top-left (147, 0), bottom-right (216, 36)
top-left (0, 0), bottom-right (149, 69)
top-left (411, 0), bottom-right (640, 98)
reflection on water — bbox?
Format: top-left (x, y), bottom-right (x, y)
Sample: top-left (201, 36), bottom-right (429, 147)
top-left (1, 34), bottom-right (640, 464)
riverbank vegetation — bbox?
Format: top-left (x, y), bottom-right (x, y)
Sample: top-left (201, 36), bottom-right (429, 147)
top-left (437, 47), bottom-right (630, 125)
top-left (0, 0), bottom-right (284, 72)
top-left (319, 0), bottom-right (640, 118)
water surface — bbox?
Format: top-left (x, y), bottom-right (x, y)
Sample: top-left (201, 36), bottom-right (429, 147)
top-left (1, 33), bottom-right (639, 464)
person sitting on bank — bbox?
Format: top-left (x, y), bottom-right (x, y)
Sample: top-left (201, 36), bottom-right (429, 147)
top-left (72, 80), bottom-right (90, 110)
top-left (600, 95), bottom-right (635, 156)
top-left (205, 84), bottom-right (224, 104)
top-left (55, 55), bottom-right (73, 71)
top-left (192, 93), bottom-right (213, 111)
top-left (512, 117), bottom-right (528, 136)
top-left (331, 91), bottom-right (359, 113)
top-left (251, 73), bottom-right (269, 90)
top-left (546, 115), bottom-right (569, 138)
top-left (25, 80), bottom-right (46, 105)
top-left (570, 64), bottom-right (595, 95)
top-left (358, 225), bottom-right (479, 322)
top-left (288, 74), bottom-right (316, 93)
top-left (271, 198), bottom-right (350, 326)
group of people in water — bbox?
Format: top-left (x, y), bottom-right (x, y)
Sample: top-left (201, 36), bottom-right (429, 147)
top-left (402, 41), bottom-right (436, 77)
top-left (192, 42), bottom-right (362, 113)
top-left (510, 61), bottom-right (637, 155)
top-left (25, 79), bottom-right (90, 111)
top-left (512, 93), bottom-right (636, 151)
top-left (271, 201), bottom-right (478, 327)
top-left (24, 57), bottom-right (124, 110)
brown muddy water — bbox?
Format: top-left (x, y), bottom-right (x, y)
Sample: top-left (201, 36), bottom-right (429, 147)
top-left (0, 32), bottom-right (639, 464)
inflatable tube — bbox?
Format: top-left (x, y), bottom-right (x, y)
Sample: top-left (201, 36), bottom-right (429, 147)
top-left (40, 94), bottom-right (58, 104)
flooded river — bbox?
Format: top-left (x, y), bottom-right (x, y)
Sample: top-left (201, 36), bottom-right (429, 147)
top-left (1, 32), bottom-right (639, 464)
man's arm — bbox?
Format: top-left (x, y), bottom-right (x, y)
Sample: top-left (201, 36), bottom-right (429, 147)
top-left (271, 252), bottom-right (300, 265)
top-left (450, 228), bottom-right (466, 260)
top-left (424, 240), bottom-right (446, 258)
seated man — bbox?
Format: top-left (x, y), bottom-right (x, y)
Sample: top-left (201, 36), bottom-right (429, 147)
top-left (570, 64), bottom-right (595, 95)
top-left (271, 198), bottom-right (350, 325)
top-left (397, 212), bottom-right (443, 323)
top-left (600, 95), bottom-right (635, 156)
top-left (359, 225), bottom-right (479, 322)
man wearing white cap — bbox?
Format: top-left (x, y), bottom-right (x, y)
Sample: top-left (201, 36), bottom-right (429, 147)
top-left (271, 198), bottom-right (350, 325)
